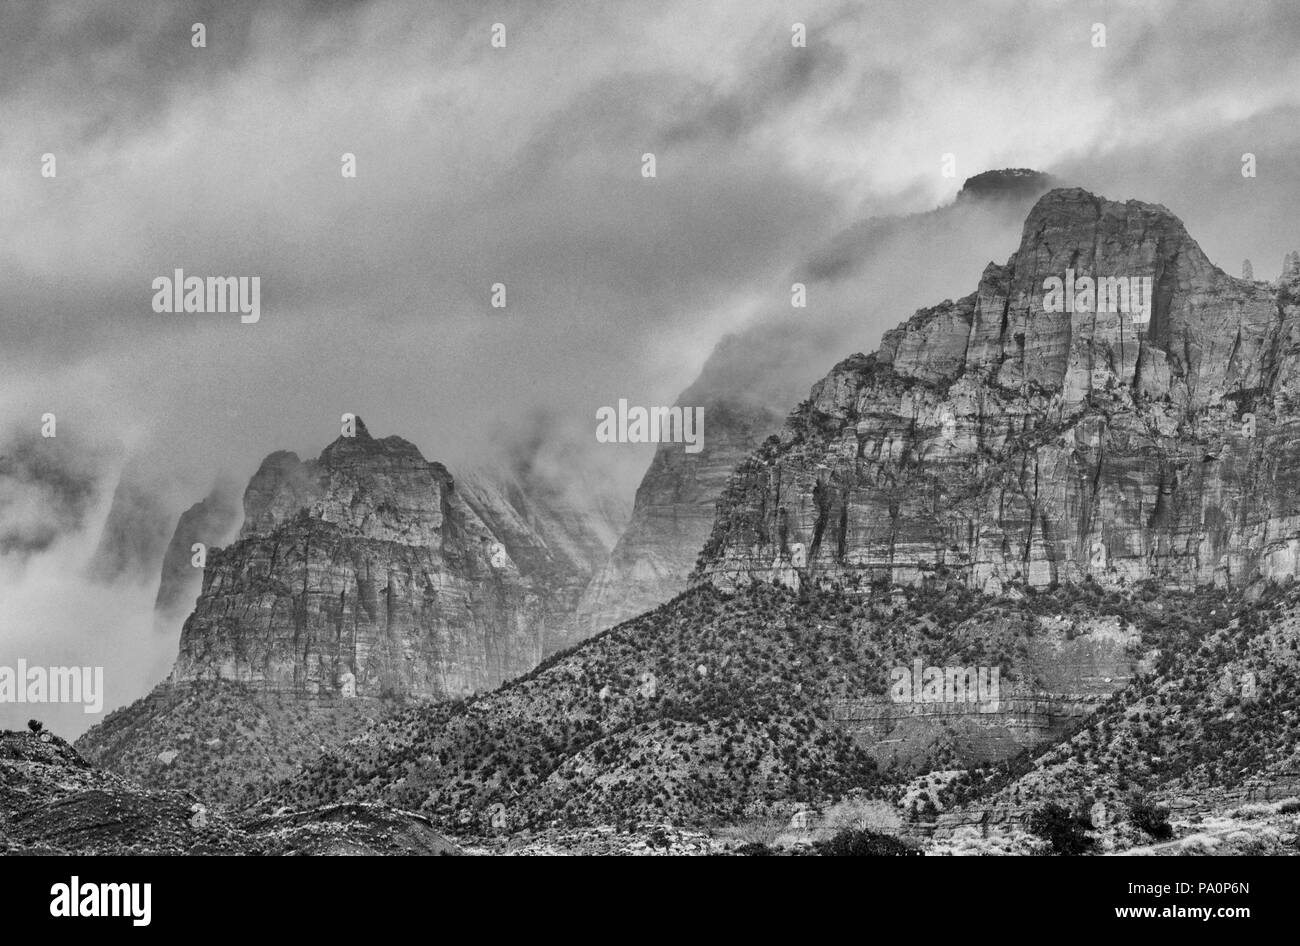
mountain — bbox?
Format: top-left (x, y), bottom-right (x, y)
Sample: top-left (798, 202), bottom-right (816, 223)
top-left (71, 679), bottom-right (387, 805)
top-left (77, 417), bottom-right (618, 800)
top-left (570, 333), bottom-right (791, 639)
top-left (267, 576), bottom-right (1245, 839)
top-left (168, 416), bottom-right (605, 699)
top-left (152, 478), bottom-right (241, 631)
top-left (956, 168), bottom-right (1057, 204)
top-left (697, 187), bottom-right (1300, 593)
top-left (572, 169), bottom-right (1057, 636)
top-left (272, 582), bottom-right (893, 831)
top-left (80, 186), bottom-right (1300, 852)
top-left (265, 186), bottom-right (1300, 848)
top-left (457, 462), bottom-right (627, 654)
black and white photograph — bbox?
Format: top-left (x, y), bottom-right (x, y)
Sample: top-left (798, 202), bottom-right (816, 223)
top-left (0, 0), bottom-right (1295, 920)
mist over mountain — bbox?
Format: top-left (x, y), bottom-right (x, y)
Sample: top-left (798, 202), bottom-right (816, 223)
top-left (699, 187), bottom-right (1300, 593)
top-left (6, 1), bottom-right (1300, 866)
top-left (228, 186), bottom-right (1300, 854)
top-left (67, 185), bottom-right (1300, 858)
top-left (574, 170), bottom-right (1057, 636)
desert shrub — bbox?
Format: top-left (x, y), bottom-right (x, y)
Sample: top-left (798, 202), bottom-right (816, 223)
top-left (812, 828), bottom-right (919, 856)
top-left (1027, 803), bottom-right (1094, 855)
top-left (1128, 794), bottom-right (1173, 839)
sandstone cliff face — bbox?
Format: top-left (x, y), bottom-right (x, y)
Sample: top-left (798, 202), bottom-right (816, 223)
top-left (152, 480), bottom-right (241, 628)
top-left (574, 170), bottom-right (1056, 637)
top-left (457, 467), bottom-right (624, 654)
top-left (697, 188), bottom-right (1300, 593)
top-left (571, 337), bottom-right (789, 640)
top-left (171, 418), bottom-right (602, 700)
top-left (831, 612), bottom-right (1144, 770)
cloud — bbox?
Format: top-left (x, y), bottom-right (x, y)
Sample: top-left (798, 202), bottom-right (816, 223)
top-left (2, 0), bottom-right (1300, 736)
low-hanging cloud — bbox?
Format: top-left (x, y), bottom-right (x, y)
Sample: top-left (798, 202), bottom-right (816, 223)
top-left (2, 0), bottom-right (1299, 737)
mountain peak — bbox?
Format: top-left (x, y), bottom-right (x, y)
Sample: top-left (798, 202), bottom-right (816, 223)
top-left (956, 168), bottom-right (1056, 203)
top-left (698, 188), bottom-right (1299, 596)
top-left (319, 417), bottom-right (430, 467)
top-left (1024, 185), bottom-right (1180, 220)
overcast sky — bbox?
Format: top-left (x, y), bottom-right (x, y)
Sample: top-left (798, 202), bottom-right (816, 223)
top-left (3, 0), bottom-right (1300, 735)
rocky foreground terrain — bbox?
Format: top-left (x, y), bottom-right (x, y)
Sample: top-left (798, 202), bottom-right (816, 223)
top-left (0, 728), bottom-right (460, 855)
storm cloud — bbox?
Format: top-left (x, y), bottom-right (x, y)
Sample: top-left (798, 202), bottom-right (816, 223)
top-left (2, 0), bottom-right (1299, 735)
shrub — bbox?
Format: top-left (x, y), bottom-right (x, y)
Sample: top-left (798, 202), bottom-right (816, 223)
top-left (1128, 794), bottom-right (1173, 840)
top-left (812, 828), bottom-right (920, 856)
top-left (1027, 803), bottom-right (1095, 855)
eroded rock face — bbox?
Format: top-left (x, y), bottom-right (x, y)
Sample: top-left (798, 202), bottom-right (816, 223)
top-left (573, 171), bottom-right (1057, 638)
top-left (697, 188), bottom-right (1300, 593)
top-left (831, 613), bottom-right (1143, 769)
top-left (458, 466), bottom-right (625, 654)
top-left (171, 418), bottom-right (601, 700)
top-left (153, 480), bottom-right (241, 627)
top-left (572, 379), bottom-right (785, 640)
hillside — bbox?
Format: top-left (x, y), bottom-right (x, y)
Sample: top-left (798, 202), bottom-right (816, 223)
top-left (939, 580), bottom-right (1300, 831)
top-left (1, 726), bottom-right (459, 855)
top-left (77, 681), bottom-right (391, 805)
top-left (269, 577), bottom-right (1243, 836)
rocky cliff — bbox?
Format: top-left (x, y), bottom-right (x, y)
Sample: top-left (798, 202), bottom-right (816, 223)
top-left (458, 463), bottom-right (626, 654)
top-left (572, 333), bottom-right (791, 639)
top-left (170, 417), bottom-right (605, 700)
top-left (696, 188), bottom-right (1300, 594)
top-left (829, 609), bottom-right (1145, 770)
top-left (574, 170), bottom-right (1056, 637)
top-left (78, 418), bottom-right (619, 798)
top-left (152, 479), bottom-right (241, 630)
